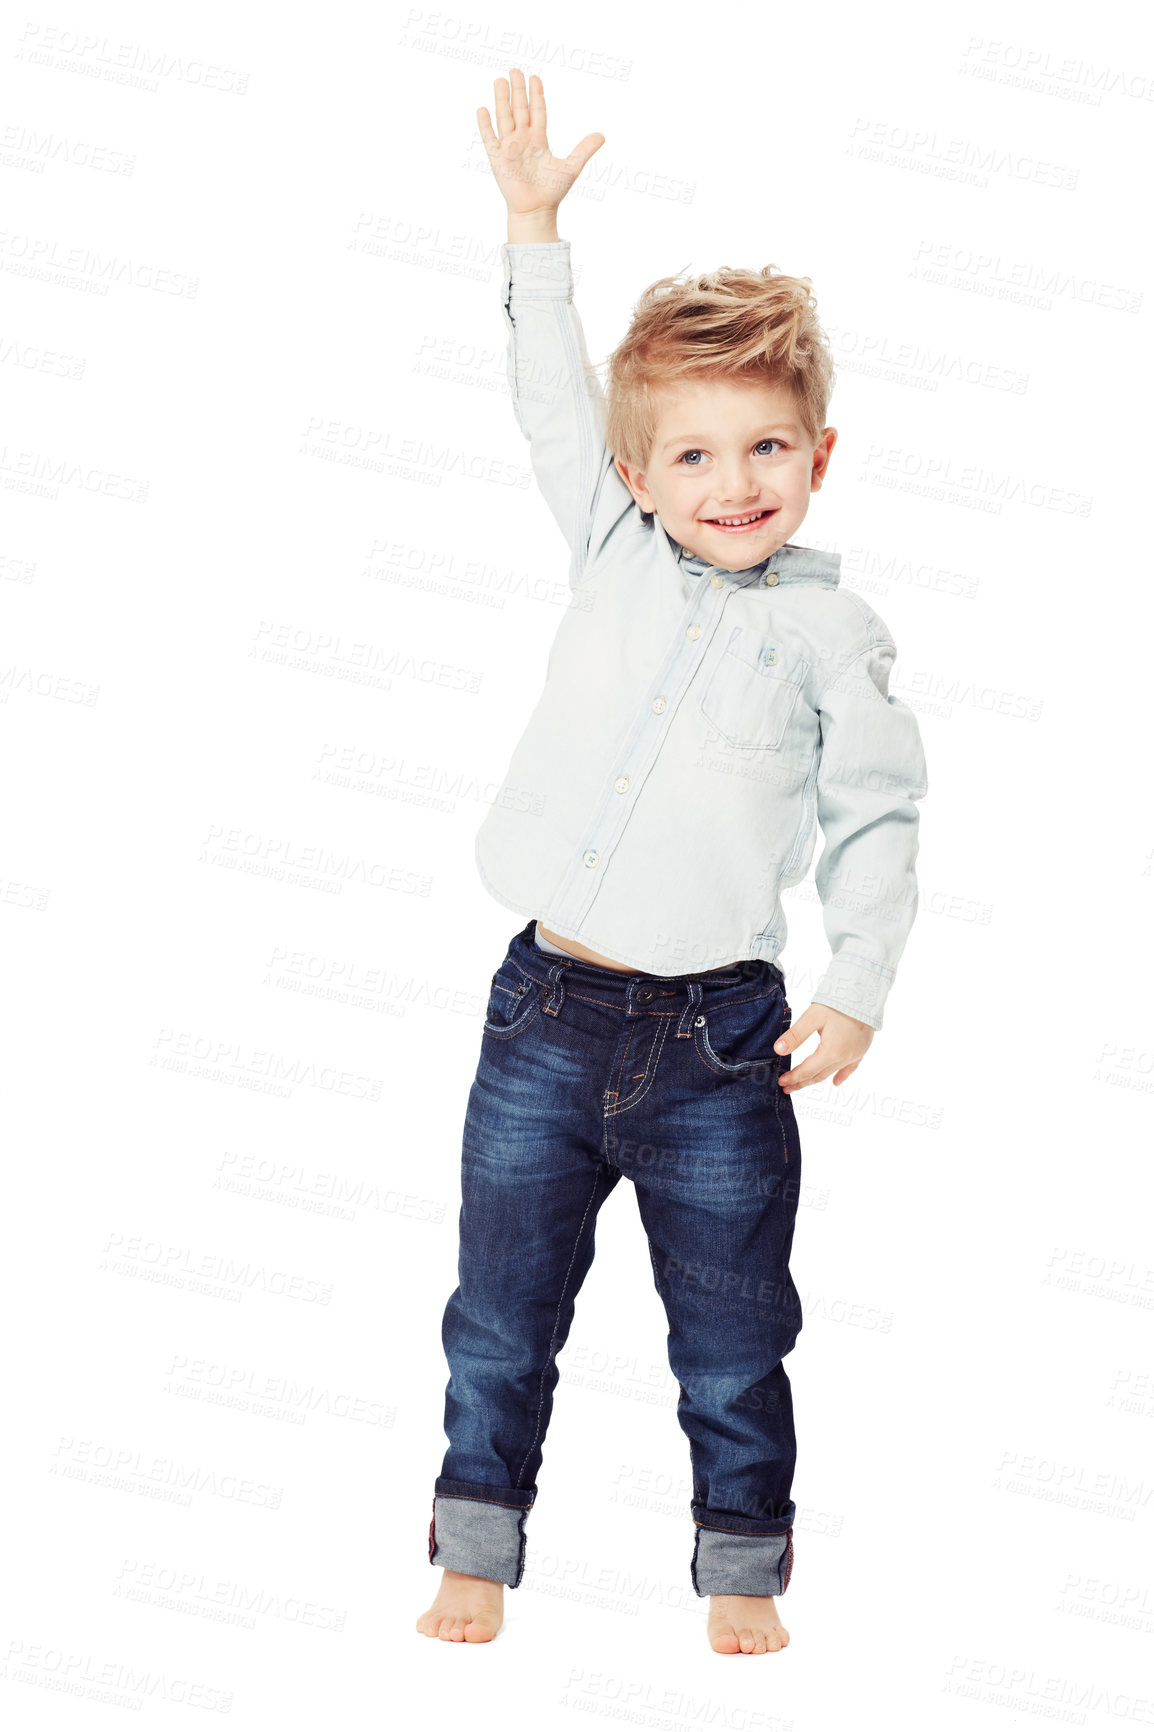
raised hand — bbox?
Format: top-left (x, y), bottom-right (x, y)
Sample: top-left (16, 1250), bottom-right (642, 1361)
top-left (477, 68), bottom-right (605, 215)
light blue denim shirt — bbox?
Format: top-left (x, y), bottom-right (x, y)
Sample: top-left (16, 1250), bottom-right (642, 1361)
top-left (474, 241), bottom-right (929, 1030)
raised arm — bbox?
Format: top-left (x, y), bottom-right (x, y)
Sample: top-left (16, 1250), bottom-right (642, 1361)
top-left (478, 70), bottom-right (634, 584)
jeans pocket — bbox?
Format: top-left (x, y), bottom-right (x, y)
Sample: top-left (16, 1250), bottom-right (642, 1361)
top-left (694, 987), bottom-right (789, 1077)
top-left (482, 957), bottom-right (544, 1041)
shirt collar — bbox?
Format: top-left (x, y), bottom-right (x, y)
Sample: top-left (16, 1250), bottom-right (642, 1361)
top-left (668, 527), bottom-right (841, 590)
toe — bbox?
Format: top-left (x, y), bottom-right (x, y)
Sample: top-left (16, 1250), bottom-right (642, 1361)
top-left (739, 1628), bottom-right (756, 1653)
top-left (707, 1621), bottom-right (741, 1654)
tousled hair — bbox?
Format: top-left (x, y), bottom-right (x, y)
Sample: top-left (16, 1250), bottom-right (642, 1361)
top-left (601, 260), bottom-right (836, 474)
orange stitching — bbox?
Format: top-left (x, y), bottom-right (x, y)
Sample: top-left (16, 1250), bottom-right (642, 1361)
top-left (609, 1016), bottom-right (670, 1112)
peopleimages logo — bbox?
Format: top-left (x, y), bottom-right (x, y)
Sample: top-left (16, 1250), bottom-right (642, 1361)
top-left (396, 13), bottom-right (632, 82)
top-left (848, 116), bottom-right (1079, 190)
top-left (959, 35), bottom-right (1154, 104)
top-left (911, 239), bottom-right (1142, 314)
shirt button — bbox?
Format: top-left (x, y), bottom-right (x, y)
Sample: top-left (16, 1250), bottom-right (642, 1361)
top-left (765, 571), bottom-right (780, 586)
top-left (686, 624), bottom-right (701, 641)
top-left (615, 775), bottom-right (630, 794)
top-left (711, 574), bottom-right (725, 589)
top-left (652, 696), bottom-right (666, 714)
top-left (583, 849), bottom-right (599, 868)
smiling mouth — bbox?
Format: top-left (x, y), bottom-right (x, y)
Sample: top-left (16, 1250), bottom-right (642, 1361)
top-left (702, 508), bottom-right (778, 532)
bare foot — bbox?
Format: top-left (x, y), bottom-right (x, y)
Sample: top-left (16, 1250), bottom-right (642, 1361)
top-left (416, 1568), bottom-right (505, 1643)
top-left (707, 1593), bottom-right (790, 1655)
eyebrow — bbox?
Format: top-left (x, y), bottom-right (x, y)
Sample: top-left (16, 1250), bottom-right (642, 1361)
top-left (661, 425), bottom-right (801, 453)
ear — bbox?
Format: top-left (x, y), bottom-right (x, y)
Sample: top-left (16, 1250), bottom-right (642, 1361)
top-left (809, 427), bottom-right (838, 493)
top-left (615, 455), bottom-right (656, 513)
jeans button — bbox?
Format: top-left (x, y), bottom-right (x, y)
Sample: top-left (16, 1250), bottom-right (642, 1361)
top-left (636, 985), bottom-right (655, 1005)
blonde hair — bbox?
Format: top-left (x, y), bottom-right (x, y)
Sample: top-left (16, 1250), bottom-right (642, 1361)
top-left (602, 260), bottom-right (836, 473)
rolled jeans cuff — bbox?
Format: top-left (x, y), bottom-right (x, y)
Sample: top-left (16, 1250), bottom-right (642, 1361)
top-left (428, 1480), bottom-right (534, 1589)
top-left (689, 1504), bottom-right (795, 1597)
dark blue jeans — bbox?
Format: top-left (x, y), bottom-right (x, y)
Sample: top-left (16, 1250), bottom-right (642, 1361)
top-left (429, 919), bottom-right (803, 1598)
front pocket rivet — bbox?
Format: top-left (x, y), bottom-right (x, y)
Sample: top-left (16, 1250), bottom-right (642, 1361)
top-left (695, 1015), bottom-right (706, 1027)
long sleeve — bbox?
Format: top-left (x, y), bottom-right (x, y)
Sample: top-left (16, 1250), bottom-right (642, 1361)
top-left (500, 240), bottom-right (633, 586)
top-left (810, 618), bottom-right (929, 1030)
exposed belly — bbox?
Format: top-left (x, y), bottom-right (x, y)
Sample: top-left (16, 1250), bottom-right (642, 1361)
top-left (536, 923), bottom-right (640, 974)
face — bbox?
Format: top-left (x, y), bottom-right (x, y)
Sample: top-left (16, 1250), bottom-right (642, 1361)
top-left (614, 376), bottom-right (837, 571)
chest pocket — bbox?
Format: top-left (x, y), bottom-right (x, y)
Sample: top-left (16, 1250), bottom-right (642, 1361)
top-left (701, 627), bottom-right (810, 751)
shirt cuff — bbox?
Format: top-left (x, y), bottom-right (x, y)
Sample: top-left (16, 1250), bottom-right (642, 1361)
top-left (810, 952), bottom-right (896, 1032)
top-left (502, 239), bottom-right (572, 298)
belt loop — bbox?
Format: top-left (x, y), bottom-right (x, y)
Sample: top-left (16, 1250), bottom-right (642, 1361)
top-left (542, 961), bottom-right (567, 1018)
top-left (678, 980), bottom-right (703, 1038)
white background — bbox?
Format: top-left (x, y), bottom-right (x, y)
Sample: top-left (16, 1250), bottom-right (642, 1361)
top-left (2, 0), bottom-right (1152, 1727)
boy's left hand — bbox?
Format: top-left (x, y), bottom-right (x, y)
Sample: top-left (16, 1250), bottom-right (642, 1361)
top-left (774, 1002), bottom-right (874, 1091)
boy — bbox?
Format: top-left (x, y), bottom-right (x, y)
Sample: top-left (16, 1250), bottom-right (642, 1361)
top-left (417, 69), bottom-right (928, 1655)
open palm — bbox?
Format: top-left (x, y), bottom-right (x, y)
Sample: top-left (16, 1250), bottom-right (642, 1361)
top-left (477, 69), bottom-right (604, 214)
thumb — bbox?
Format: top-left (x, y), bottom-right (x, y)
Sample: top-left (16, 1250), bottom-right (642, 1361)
top-left (567, 131), bottom-right (605, 175)
top-left (774, 1010), bottom-right (813, 1055)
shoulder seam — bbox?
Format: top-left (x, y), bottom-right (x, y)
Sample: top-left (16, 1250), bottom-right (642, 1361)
top-left (814, 596), bottom-right (897, 709)
top-left (839, 589), bottom-right (890, 646)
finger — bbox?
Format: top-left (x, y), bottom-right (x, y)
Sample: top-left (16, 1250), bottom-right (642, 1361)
top-left (773, 1011), bottom-right (816, 1055)
top-left (529, 72), bottom-right (548, 143)
top-left (781, 1060), bottom-right (841, 1091)
top-left (494, 76), bottom-right (512, 140)
top-left (567, 131), bottom-right (606, 175)
top-left (510, 66), bottom-right (530, 129)
top-left (476, 106), bottom-right (499, 153)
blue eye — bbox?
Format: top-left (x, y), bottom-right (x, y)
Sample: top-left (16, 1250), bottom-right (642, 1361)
top-left (677, 439), bottom-right (783, 464)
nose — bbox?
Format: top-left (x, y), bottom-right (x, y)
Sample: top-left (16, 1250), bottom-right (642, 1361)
top-left (714, 461), bottom-right (758, 504)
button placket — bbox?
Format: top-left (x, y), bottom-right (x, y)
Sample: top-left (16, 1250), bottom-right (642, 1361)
top-left (547, 574), bottom-right (733, 932)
